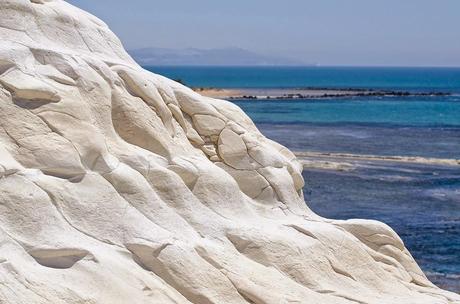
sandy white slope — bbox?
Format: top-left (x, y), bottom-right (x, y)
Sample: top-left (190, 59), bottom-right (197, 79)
top-left (0, 1), bottom-right (458, 303)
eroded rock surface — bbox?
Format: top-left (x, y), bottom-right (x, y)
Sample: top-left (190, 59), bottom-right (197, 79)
top-left (0, 1), bottom-right (458, 303)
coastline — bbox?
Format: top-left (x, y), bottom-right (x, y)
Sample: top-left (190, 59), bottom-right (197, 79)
top-left (194, 87), bottom-right (450, 100)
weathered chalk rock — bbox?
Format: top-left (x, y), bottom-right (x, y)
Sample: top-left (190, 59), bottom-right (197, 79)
top-left (0, 1), bottom-right (458, 303)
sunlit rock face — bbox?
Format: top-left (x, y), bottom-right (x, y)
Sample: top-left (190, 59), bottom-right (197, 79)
top-left (0, 1), bottom-right (458, 303)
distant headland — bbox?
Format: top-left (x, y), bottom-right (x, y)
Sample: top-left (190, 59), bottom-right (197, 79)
top-left (128, 47), bottom-right (312, 66)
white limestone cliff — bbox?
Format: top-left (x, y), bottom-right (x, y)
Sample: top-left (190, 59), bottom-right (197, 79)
top-left (0, 1), bottom-right (458, 303)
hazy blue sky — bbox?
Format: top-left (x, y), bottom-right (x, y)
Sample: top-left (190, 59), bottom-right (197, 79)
top-left (68, 0), bottom-right (460, 66)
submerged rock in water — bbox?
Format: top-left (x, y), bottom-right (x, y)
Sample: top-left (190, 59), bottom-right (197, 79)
top-left (0, 1), bottom-right (458, 303)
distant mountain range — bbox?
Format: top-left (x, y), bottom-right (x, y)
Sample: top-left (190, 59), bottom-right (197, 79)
top-left (128, 47), bottom-right (308, 66)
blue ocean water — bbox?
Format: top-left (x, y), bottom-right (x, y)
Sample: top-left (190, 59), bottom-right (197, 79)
top-left (150, 66), bottom-right (460, 292)
top-left (147, 66), bottom-right (460, 92)
top-left (233, 96), bottom-right (460, 127)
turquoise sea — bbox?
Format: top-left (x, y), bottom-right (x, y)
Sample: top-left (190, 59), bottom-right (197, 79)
top-left (150, 66), bottom-right (460, 92)
top-left (147, 66), bottom-right (460, 293)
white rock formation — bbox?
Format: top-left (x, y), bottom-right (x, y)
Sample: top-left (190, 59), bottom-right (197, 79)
top-left (0, 1), bottom-right (458, 303)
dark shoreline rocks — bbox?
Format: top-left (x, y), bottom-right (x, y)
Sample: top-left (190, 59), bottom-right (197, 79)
top-left (229, 90), bottom-right (451, 100)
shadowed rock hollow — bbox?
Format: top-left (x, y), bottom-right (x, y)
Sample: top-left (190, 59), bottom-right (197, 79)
top-left (0, 1), bottom-right (458, 303)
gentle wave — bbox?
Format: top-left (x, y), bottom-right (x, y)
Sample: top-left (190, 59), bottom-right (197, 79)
top-left (294, 151), bottom-right (460, 167)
